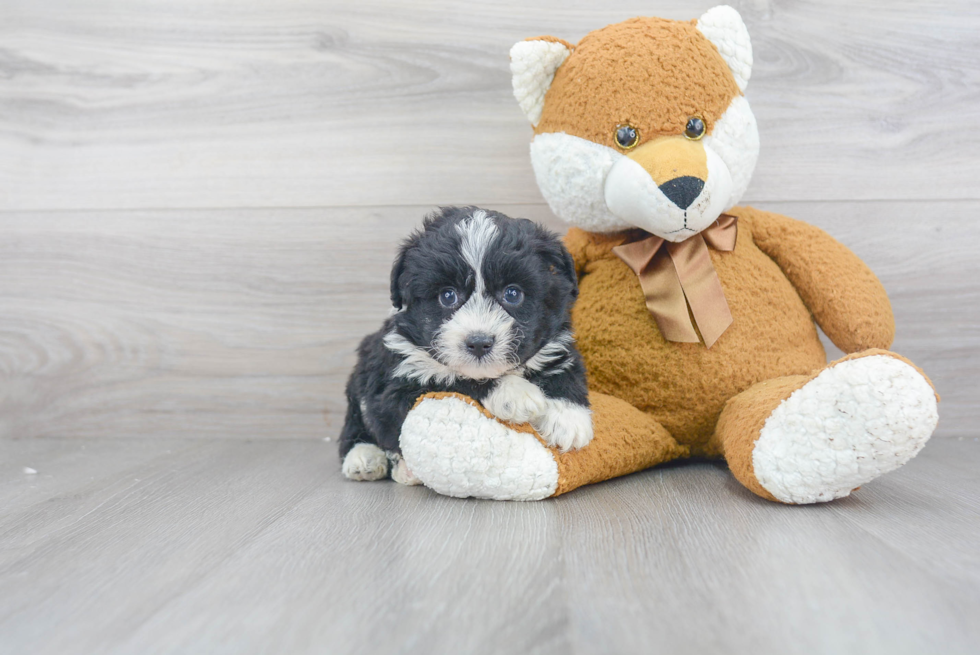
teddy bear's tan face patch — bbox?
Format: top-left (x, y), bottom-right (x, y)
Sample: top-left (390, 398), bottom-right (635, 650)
top-left (535, 18), bottom-right (741, 148)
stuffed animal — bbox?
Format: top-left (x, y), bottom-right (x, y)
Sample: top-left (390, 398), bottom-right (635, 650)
top-left (397, 5), bottom-right (939, 503)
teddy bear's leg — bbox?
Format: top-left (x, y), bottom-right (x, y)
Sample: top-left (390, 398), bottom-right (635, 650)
top-left (400, 391), bottom-right (688, 501)
top-left (713, 349), bottom-right (939, 504)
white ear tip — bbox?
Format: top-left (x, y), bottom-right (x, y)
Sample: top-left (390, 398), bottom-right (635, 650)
top-left (697, 5), bottom-right (753, 91)
top-left (510, 39), bottom-right (571, 127)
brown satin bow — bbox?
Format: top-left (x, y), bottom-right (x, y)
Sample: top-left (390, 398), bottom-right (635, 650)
top-left (612, 214), bottom-right (738, 349)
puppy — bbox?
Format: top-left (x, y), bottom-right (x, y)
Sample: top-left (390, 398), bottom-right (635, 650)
top-left (339, 206), bottom-right (593, 484)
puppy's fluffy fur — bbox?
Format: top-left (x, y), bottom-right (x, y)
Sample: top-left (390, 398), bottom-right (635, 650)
top-left (340, 206), bottom-right (593, 483)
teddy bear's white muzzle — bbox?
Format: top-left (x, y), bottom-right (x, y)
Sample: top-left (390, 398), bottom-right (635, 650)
top-left (603, 146), bottom-right (733, 243)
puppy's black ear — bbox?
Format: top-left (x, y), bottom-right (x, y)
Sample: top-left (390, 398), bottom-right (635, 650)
top-left (389, 233), bottom-right (419, 310)
top-left (536, 230), bottom-right (579, 298)
top-left (556, 242), bottom-right (579, 298)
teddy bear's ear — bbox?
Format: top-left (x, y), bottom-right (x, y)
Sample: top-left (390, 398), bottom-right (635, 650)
top-left (510, 38), bottom-right (572, 127)
top-left (696, 5), bottom-right (753, 91)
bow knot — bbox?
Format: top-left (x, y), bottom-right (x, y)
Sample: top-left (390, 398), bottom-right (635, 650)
top-left (612, 214), bottom-right (738, 349)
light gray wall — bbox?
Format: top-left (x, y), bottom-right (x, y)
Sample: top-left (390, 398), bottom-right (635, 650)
top-left (1, 0), bottom-right (977, 439)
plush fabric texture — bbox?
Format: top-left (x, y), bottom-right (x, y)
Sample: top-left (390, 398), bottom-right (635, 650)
top-left (751, 352), bottom-right (938, 504)
top-left (401, 392), bottom-right (560, 501)
top-left (702, 95), bottom-right (758, 208)
top-left (401, 391), bottom-right (689, 499)
top-left (529, 132), bottom-right (630, 232)
top-left (749, 209), bottom-right (895, 353)
top-left (551, 391), bottom-right (689, 496)
top-left (565, 206), bottom-right (837, 455)
top-left (713, 373), bottom-right (808, 502)
top-left (695, 5), bottom-right (752, 91)
top-left (534, 17), bottom-right (741, 147)
top-left (510, 39), bottom-right (572, 127)
top-left (716, 348), bottom-right (939, 502)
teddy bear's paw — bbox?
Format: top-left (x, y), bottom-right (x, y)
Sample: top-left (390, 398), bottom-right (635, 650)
top-left (341, 443), bottom-right (389, 481)
top-left (483, 374), bottom-right (548, 424)
top-left (388, 452), bottom-right (422, 486)
top-left (400, 395), bottom-right (559, 501)
top-left (532, 401), bottom-right (594, 452)
top-left (753, 355), bottom-right (938, 504)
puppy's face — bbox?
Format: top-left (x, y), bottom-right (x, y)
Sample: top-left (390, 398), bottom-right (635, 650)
top-left (389, 207), bottom-right (578, 381)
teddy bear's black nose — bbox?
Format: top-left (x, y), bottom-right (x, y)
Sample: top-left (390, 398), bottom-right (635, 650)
top-left (659, 176), bottom-right (705, 209)
top-left (465, 333), bottom-right (495, 359)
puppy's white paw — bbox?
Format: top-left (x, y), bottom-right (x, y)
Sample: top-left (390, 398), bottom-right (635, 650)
top-left (483, 374), bottom-right (547, 424)
top-left (341, 443), bottom-right (389, 481)
top-left (532, 401), bottom-right (594, 453)
top-left (388, 453), bottom-right (422, 486)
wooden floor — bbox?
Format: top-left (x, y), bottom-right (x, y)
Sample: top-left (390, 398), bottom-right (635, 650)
top-left (0, 437), bottom-right (977, 654)
top-left (2, 0), bottom-right (980, 652)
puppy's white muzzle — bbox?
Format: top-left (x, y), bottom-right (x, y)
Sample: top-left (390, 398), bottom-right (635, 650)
top-left (434, 294), bottom-right (517, 380)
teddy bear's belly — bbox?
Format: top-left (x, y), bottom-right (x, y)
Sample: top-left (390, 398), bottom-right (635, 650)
top-left (572, 241), bottom-right (826, 456)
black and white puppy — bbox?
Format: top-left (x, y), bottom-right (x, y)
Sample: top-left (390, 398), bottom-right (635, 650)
top-left (340, 206), bottom-right (593, 484)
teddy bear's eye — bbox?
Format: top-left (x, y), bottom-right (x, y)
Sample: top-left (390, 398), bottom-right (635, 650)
top-left (615, 125), bottom-right (640, 150)
top-left (684, 117), bottom-right (706, 140)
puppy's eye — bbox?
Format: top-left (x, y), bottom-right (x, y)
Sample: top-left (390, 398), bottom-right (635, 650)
top-left (438, 288), bottom-right (459, 308)
top-left (615, 125), bottom-right (639, 150)
top-left (501, 285), bottom-right (524, 306)
top-left (684, 117), bottom-right (706, 140)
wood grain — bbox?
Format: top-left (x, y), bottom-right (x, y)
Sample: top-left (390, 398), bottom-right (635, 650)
top-left (557, 444), bottom-right (980, 654)
top-left (1, 201), bottom-right (976, 441)
top-left (0, 437), bottom-right (977, 654)
top-left (0, 439), bottom-right (328, 653)
top-left (0, 0), bottom-right (978, 211)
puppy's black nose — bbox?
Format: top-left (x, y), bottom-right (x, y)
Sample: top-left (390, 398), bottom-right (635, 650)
top-left (659, 176), bottom-right (705, 209)
top-left (465, 333), bottom-right (495, 359)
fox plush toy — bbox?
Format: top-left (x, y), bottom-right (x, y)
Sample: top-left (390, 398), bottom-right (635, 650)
top-left (396, 6), bottom-right (939, 503)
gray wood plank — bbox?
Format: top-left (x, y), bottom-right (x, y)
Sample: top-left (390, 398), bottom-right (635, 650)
top-left (828, 439), bottom-right (980, 604)
top-left (116, 464), bottom-right (568, 655)
top-left (1, 0), bottom-right (978, 211)
top-left (0, 439), bottom-right (330, 654)
top-left (1, 201), bottom-right (975, 441)
top-left (556, 452), bottom-right (980, 654)
top-left (0, 437), bottom-right (976, 654)
top-left (0, 437), bottom-right (202, 517)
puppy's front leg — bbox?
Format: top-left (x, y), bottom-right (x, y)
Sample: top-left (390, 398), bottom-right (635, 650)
top-left (483, 374), bottom-right (548, 425)
top-left (483, 374), bottom-right (593, 453)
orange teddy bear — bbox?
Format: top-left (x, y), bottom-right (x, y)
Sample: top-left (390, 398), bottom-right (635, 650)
top-left (397, 6), bottom-right (938, 503)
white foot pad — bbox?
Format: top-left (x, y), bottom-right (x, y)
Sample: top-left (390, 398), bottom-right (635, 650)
top-left (400, 396), bottom-right (559, 501)
top-left (342, 443), bottom-right (389, 481)
top-left (753, 355), bottom-right (938, 504)
top-left (389, 453), bottom-right (422, 486)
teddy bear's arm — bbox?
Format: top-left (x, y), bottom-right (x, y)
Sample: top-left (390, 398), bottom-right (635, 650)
top-left (746, 208), bottom-right (895, 353)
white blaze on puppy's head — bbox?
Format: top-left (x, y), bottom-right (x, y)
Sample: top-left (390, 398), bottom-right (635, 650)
top-left (455, 210), bottom-right (498, 295)
top-left (512, 6), bottom-right (760, 242)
